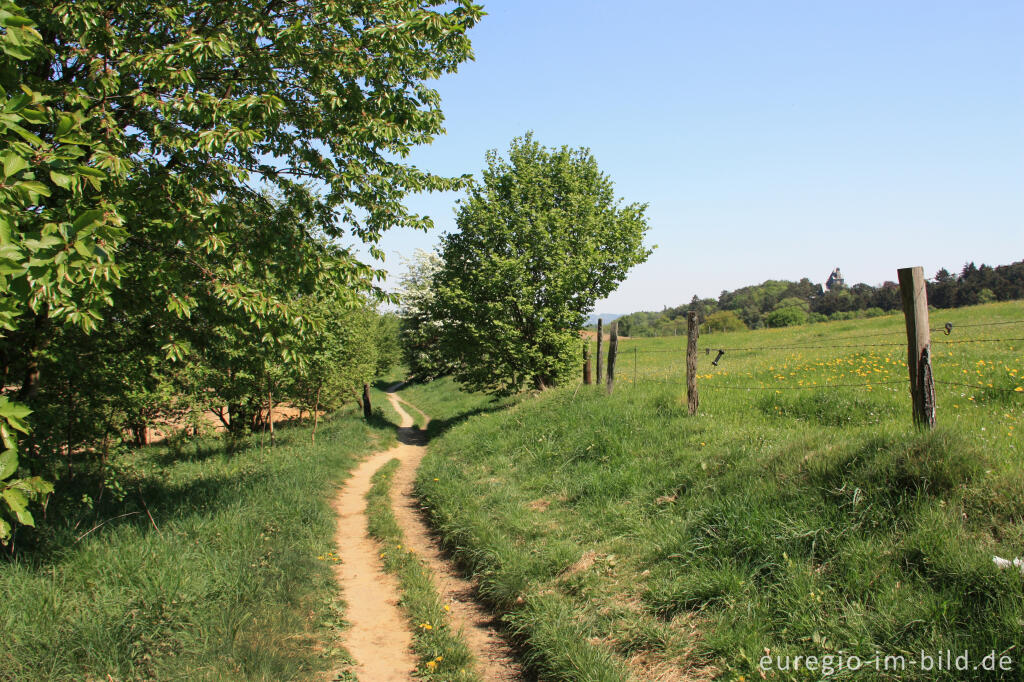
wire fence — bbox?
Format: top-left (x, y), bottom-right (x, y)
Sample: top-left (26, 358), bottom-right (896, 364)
top-left (586, 318), bottom-right (1024, 401)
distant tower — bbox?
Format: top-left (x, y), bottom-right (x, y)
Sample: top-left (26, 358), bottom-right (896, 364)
top-left (826, 267), bottom-right (845, 291)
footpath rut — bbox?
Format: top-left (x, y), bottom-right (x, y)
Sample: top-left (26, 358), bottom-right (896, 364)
top-left (330, 386), bottom-right (523, 681)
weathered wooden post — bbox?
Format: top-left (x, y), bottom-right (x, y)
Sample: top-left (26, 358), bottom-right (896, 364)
top-left (606, 320), bottom-right (618, 395)
top-left (686, 311), bottom-right (699, 415)
top-left (362, 382), bottom-right (373, 420)
top-left (596, 318), bottom-right (604, 384)
top-left (583, 344), bottom-right (592, 385)
top-left (898, 266), bottom-right (936, 428)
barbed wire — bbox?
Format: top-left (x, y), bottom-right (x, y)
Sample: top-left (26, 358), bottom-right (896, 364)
top-left (696, 341), bottom-right (907, 352)
top-left (699, 379), bottom-right (907, 391)
top-left (933, 379), bottom-right (1024, 394)
top-left (934, 337), bottom-right (1024, 345)
top-left (932, 319), bottom-right (1024, 332)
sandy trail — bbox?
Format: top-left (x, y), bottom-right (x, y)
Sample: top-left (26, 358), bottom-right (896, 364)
top-left (330, 385), bottom-right (523, 681)
top-left (386, 392), bottom-right (524, 682)
top-left (330, 448), bottom-right (417, 681)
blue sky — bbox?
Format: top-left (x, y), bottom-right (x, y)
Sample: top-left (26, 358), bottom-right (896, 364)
top-left (372, 0), bottom-right (1024, 314)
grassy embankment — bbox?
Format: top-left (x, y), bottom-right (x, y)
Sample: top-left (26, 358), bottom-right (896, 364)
top-left (414, 301), bottom-right (1024, 681)
top-left (0, 406), bottom-right (395, 681)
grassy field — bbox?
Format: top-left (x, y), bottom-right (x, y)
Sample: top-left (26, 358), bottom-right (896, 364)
top-left (415, 301), bottom-right (1024, 681)
top-left (0, 408), bottom-right (395, 681)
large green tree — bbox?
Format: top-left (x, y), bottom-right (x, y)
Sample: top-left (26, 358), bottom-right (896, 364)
top-left (431, 133), bottom-right (652, 395)
top-left (0, 0), bottom-right (482, 541)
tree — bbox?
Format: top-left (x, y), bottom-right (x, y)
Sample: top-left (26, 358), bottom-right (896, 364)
top-left (704, 310), bottom-right (746, 333)
top-left (0, 0), bottom-right (482, 541)
top-left (431, 133), bottom-right (652, 395)
top-left (397, 249), bottom-right (448, 381)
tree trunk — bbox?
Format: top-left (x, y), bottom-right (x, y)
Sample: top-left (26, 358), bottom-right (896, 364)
top-left (268, 390), bottom-right (274, 447)
top-left (211, 406), bottom-right (230, 430)
top-left (311, 385), bottom-right (321, 444)
top-left (17, 309), bottom-right (49, 402)
top-left (228, 403), bottom-right (247, 434)
top-left (362, 383), bottom-right (372, 420)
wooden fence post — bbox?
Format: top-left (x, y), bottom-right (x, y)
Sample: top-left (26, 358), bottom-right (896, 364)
top-left (583, 344), bottom-right (592, 385)
top-left (686, 311), bottom-right (699, 415)
top-left (362, 382), bottom-right (373, 420)
top-left (606, 321), bottom-right (618, 395)
top-left (898, 266), bottom-right (936, 428)
top-left (596, 318), bottom-right (604, 384)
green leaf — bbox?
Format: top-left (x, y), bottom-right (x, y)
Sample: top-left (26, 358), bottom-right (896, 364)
top-left (2, 487), bottom-right (28, 514)
top-left (5, 122), bottom-right (42, 145)
top-left (0, 449), bottom-right (16, 481)
top-left (49, 170), bottom-right (74, 189)
top-left (72, 209), bottom-right (105, 235)
top-left (1, 14), bottom-right (35, 29)
top-left (0, 517), bottom-right (10, 542)
top-left (0, 396), bottom-right (32, 422)
top-left (73, 240), bottom-right (94, 258)
top-left (2, 151), bottom-right (28, 178)
top-left (74, 165), bottom-right (107, 180)
top-left (15, 507), bottom-right (33, 527)
top-left (20, 476), bottom-right (53, 495)
top-left (55, 114), bottom-right (73, 137)
top-left (18, 180), bottom-right (50, 198)
top-left (2, 40), bottom-right (34, 60)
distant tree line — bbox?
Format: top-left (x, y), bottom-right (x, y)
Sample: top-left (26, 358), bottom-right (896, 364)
top-left (614, 260), bottom-right (1024, 337)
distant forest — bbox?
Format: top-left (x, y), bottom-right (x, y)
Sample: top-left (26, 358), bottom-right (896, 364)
top-left (614, 260), bottom-right (1024, 337)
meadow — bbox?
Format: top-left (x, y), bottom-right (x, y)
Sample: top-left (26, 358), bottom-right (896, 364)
top-left (415, 301), bottom-right (1024, 681)
top-left (0, 407), bottom-right (396, 681)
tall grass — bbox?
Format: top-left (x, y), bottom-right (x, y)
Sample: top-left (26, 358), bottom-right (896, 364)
top-left (0, 408), bottom-right (394, 681)
top-left (416, 301), bottom-right (1024, 681)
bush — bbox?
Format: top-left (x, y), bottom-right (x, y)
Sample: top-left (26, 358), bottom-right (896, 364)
top-left (704, 310), bottom-right (747, 333)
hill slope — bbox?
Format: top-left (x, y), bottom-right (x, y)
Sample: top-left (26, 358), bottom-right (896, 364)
top-left (415, 301), bottom-right (1024, 680)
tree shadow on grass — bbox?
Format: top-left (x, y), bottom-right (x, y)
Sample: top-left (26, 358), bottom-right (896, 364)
top-left (420, 403), bottom-right (508, 441)
top-left (9, 465), bottom-right (268, 564)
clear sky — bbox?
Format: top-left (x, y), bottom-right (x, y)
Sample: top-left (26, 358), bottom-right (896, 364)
top-left (370, 0), bottom-right (1024, 315)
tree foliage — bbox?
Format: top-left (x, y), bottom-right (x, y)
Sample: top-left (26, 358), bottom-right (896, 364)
top-left (431, 133), bottom-right (652, 395)
top-left (0, 0), bottom-right (481, 542)
top-left (396, 249), bottom-right (448, 381)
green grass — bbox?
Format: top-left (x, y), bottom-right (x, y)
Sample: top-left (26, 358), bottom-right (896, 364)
top-left (365, 458), bottom-right (481, 682)
top-left (415, 301), bottom-right (1024, 681)
top-left (389, 376), bottom-right (508, 437)
top-left (0, 408), bottom-right (395, 681)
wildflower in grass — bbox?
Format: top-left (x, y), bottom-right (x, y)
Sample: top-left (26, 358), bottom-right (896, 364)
top-left (419, 622), bottom-right (433, 630)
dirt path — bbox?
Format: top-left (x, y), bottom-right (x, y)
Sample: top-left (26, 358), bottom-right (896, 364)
top-left (330, 449), bottom-right (417, 681)
top-left (386, 392), bottom-right (524, 682)
top-left (330, 386), bottom-right (523, 681)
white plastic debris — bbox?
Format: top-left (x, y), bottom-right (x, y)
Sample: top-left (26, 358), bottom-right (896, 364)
top-left (992, 556), bottom-right (1024, 575)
